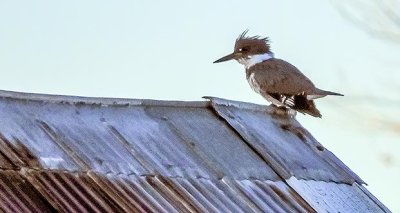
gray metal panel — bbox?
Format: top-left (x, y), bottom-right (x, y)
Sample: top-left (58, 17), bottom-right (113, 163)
top-left (0, 94), bottom-right (279, 180)
top-left (36, 104), bottom-right (150, 175)
top-left (144, 106), bottom-right (280, 180)
top-left (287, 177), bottom-right (389, 213)
top-left (0, 99), bottom-right (80, 171)
top-left (356, 184), bottom-right (391, 213)
top-left (207, 97), bottom-right (358, 184)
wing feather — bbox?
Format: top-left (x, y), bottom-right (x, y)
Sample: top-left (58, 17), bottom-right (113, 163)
top-left (248, 58), bottom-right (316, 95)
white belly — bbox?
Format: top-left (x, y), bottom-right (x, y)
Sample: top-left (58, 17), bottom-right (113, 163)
top-left (247, 73), bottom-right (286, 107)
top-left (247, 73), bottom-right (261, 94)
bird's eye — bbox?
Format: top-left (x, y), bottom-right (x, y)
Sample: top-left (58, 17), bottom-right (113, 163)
top-left (240, 47), bottom-right (249, 52)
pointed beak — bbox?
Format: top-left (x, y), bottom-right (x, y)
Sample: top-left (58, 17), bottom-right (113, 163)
top-left (213, 52), bottom-right (239, 63)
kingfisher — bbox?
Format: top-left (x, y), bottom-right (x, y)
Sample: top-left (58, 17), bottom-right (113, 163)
top-left (213, 30), bottom-right (343, 117)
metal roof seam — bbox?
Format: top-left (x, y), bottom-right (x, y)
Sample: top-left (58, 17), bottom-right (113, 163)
top-left (159, 117), bottom-right (227, 179)
top-left (285, 175), bottom-right (355, 185)
top-left (205, 101), bottom-right (321, 212)
top-left (207, 98), bottom-right (364, 184)
top-left (219, 177), bottom-right (264, 212)
top-left (106, 124), bottom-right (155, 174)
top-left (35, 119), bottom-right (91, 171)
top-left (0, 166), bottom-right (274, 183)
top-left (206, 102), bottom-right (291, 180)
top-left (296, 128), bottom-right (364, 185)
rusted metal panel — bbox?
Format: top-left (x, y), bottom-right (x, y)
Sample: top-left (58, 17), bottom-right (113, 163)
top-left (89, 172), bottom-right (178, 213)
top-left (0, 170), bottom-right (55, 213)
top-left (206, 97), bottom-right (362, 184)
top-left (91, 174), bottom-right (315, 213)
top-left (25, 170), bottom-right (125, 212)
top-left (0, 169), bottom-right (314, 213)
top-left (287, 177), bottom-right (389, 213)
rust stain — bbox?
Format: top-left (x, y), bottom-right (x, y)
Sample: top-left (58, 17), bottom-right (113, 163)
top-left (107, 125), bottom-right (153, 174)
top-left (0, 134), bottom-right (27, 169)
top-left (279, 124), bottom-right (307, 142)
top-left (88, 172), bottom-right (157, 212)
top-left (269, 182), bottom-right (315, 213)
top-left (0, 171), bottom-right (56, 212)
top-left (35, 119), bottom-right (89, 170)
top-left (287, 186), bottom-right (316, 213)
top-left (146, 175), bottom-right (201, 213)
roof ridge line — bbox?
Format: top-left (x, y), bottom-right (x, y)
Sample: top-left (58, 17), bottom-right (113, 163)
top-left (0, 89), bottom-right (207, 107)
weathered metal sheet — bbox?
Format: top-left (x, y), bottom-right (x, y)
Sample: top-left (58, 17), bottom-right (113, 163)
top-left (143, 105), bottom-right (279, 180)
top-left (0, 90), bottom-right (389, 212)
top-left (356, 184), bottom-right (391, 213)
top-left (206, 97), bottom-right (361, 184)
top-left (19, 170), bottom-right (316, 213)
top-left (0, 100), bottom-right (80, 171)
top-left (287, 177), bottom-right (389, 213)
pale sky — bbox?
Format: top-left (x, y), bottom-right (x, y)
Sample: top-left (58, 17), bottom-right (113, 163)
top-left (1, 0), bottom-right (399, 211)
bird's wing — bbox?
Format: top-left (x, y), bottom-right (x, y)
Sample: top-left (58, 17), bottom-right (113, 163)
top-left (249, 58), bottom-right (316, 95)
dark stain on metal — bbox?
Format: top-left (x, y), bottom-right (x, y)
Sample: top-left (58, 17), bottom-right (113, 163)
top-left (280, 124), bottom-right (306, 142)
top-left (269, 182), bottom-right (315, 213)
top-left (316, 145), bottom-right (325, 151)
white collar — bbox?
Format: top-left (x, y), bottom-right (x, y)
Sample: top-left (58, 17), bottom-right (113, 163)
top-left (237, 52), bottom-right (273, 69)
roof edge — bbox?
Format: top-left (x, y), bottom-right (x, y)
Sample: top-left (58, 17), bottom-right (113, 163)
top-left (0, 90), bottom-right (278, 111)
top-left (0, 89), bottom-right (208, 107)
top-left (203, 96), bottom-right (273, 112)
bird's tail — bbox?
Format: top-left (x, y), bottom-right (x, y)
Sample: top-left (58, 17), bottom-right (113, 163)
top-left (315, 88), bottom-right (344, 96)
top-left (293, 97), bottom-right (322, 118)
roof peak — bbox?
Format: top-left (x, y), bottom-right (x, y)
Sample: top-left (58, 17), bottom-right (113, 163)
top-left (0, 89), bottom-right (275, 111)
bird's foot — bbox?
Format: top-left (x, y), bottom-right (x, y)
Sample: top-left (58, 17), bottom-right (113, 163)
top-left (271, 105), bottom-right (297, 118)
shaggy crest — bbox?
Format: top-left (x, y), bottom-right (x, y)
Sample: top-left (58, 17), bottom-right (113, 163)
top-left (234, 30), bottom-right (271, 54)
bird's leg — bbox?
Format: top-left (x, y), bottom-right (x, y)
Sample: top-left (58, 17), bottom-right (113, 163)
top-left (270, 105), bottom-right (297, 117)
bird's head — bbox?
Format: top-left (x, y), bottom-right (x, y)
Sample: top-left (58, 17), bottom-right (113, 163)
top-left (213, 30), bottom-right (273, 68)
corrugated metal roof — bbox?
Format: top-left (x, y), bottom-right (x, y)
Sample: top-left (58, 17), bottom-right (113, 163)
top-left (0, 90), bottom-right (390, 212)
top-left (206, 97), bottom-right (363, 184)
top-left (0, 170), bottom-right (316, 213)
